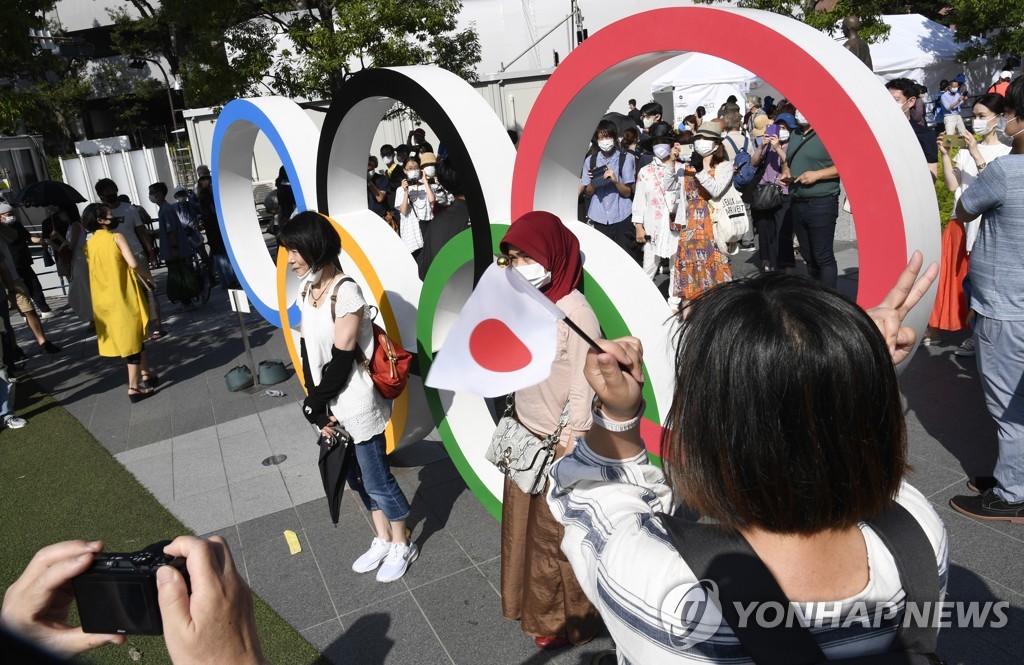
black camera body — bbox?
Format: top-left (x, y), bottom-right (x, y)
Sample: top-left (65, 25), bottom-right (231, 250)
top-left (72, 540), bottom-right (189, 635)
top-left (406, 177), bottom-right (421, 186)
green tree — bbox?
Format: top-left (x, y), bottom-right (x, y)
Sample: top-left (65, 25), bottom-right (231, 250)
top-left (0, 0), bottom-right (91, 152)
top-left (950, 0), bottom-right (1024, 63)
top-left (109, 0), bottom-right (481, 108)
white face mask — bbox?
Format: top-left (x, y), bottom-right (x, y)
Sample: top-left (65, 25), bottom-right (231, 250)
top-left (693, 139), bottom-right (716, 156)
top-left (1000, 116), bottom-right (1024, 141)
top-left (515, 262), bottom-right (551, 289)
top-left (299, 266), bottom-right (322, 286)
top-left (642, 117), bottom-right (655, 129)
top-left (778, 129), bottom-right (791, 142)
top-left (383, 155), bottom-right (394, 165)
top-left (794, 110), bottom-right (809, 126)
top-left (597, 139), bottom-right (616, 152)
top-left (653, 144), bottom-right (672, 160)
top-left (972, 116), bottom-right (996, 135)
top-left (406, 169), bottom-right (421, 181)
top-left (149, 194), bottom-right (161, 204)
top-left (424, 165), bottom-right (436, 177)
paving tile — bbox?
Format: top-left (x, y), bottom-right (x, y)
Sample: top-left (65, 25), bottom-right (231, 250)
top-left (220, 431), bottom-right (277, 485)
top-left (167, 485), bottom-right (234, 535)
top-left (173, 425), bottom-right (220, 451)
top-left (401, 501), bottom-right (474, 590)
top-left (229, 472), bottom-right (293, 524)
top-left (214, 398), bottom-right (258, 423)
top-left (410, 567), bottom-right (536, 665)
top-left (121, 451), bottom-right (174, 504)
top-left (236, 506), bottom-right (303, 549)
top-left (301, 618), bottom-right (345, 655)
top-left (281, 462), bottom-right (328, 507)
top-left (329, 592), bottom-right (451, 665)
top-left (173, 440), bottom-right (227, 500)
top-left (244, 534), bottom-right (337, 631)
top-left (905, 455), bottom-right (965, 500)
top-left (127, 414), bottom-right (175, 449)
top-left (217, 413), bottom-right (263, 437)
top-left (303, 512), bottom-right (407, 616)
top-left (171, 405), bottom-right (216, 437)
top-left (476, 556), bottom-right (502, 597)
top-left (939, 506), bottom-right (1024, 596)
top-left (418, 478), bottom-right (500, 564)
top-left (295, 495), bottom-right (364, 533)
top-left (115, 437), bottom-right (172, 465)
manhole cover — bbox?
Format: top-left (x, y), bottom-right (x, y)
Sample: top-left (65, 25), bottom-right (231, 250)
top-left (262, 455), bottom-right (287, 466)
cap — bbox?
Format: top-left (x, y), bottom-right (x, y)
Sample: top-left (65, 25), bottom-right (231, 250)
top-left (419, 152), bottom-right (438, 166)
top-left (1001, 70), bottom-right (1012, 79)
top-left (752, 114), bottom-right (770, 137)
top-left (693, 123), bottom-right (723, 140)
top-left (774, 113), bottom-right (799, 130)
top-left (173, 186), bottom-right (188, 198)
top-left (197, 164), bottom-right (210, 174)
top-left (0, 203), bottom-right (11, 216)
top-left (413, 127), bottom-right (426, 137)
top-left (954, 73), bottom-right (966, 83)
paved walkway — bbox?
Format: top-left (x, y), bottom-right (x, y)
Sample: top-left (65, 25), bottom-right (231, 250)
top-left (15, 245), bottom-right (1022, 664)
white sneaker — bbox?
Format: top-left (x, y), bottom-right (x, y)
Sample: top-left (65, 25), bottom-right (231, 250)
top-left (3, 416), bottom-right (27, 429)
top-left (352, 537), bottom-right (393, 573)
top-left (39, 311), bottom-right (55, 320)
top-left (955, 337), bottom-right (976, 357)
top-left (376, 541), bottom-right (418, 583)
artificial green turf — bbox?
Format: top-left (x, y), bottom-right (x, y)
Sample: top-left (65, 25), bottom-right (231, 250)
top-left (0, 378), bottom-right (329, 665)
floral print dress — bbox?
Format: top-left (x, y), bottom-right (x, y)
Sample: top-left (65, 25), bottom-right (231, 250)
top-left (672, 166), bottom-right (733, 301)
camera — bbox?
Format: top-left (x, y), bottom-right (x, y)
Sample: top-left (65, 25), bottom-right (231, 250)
top-left (407, 177), bottom-right (421, 186)
top-left (72, 540), bottom-right (189, 635)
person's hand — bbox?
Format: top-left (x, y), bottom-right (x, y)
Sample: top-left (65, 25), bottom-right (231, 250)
top-left (793, 170), bottom-right (820, 185)
top-left (157, 536), bottom-right (266, 665)
top-left (960, 130), bottom-right (979, 155)
top-left (634, 225), bottom-right (647, 244)
top-left (866, 250), bottom-right (940, 365)
top-left (607, 166), bottom-right (619, 184)
top-left (320, 416), bottom-right (340, 438)
top-left (0, 540), bottom-right (126, 657)
top-left (401, 179), bottom-right (409, 191)
top-left (584, 338), bottom-right (645, 421)
top-left (689, 150), bottom-right (704, 174)
top-left (767, 135), bottom-right (779, 149)
top-left (936, 137), bottom-right (949, 156)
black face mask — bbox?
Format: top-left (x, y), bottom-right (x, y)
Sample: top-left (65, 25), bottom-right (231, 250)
top-left (104, 218), bottom-right (121, 230)
top-left (102, 193), bottom-right (119, 205)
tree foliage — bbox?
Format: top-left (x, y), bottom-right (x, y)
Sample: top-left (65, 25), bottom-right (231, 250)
top-left (0, 0), bottom-right (91, 152)
top-left (109, 0), bottom-right (481, 108)
top-left (950, 0), bottom-right (1024, 64)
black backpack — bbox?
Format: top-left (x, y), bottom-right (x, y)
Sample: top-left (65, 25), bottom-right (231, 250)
top-left (659, 502), bottom-right (945, 665)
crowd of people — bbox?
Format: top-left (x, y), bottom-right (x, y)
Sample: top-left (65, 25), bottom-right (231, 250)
top-left (1, 69), bottom-right (1022, 664)
top-left (0, 166), bottom-right (238, 421)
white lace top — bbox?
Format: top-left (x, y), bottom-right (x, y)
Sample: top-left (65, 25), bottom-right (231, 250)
top-left (300, 275), bottom-right (391, 443)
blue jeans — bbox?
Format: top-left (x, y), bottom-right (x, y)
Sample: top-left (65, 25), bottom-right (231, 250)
top-left (975, 316), bottom-right (1024, 504)
top-left (791, 194), bottom-right (840, 289)
top-left (0, 371), bottom-right (14, 421)
top-left (347, 432), bottom-right (411, 521)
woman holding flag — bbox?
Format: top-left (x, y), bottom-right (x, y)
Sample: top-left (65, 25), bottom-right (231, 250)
top-left (498, 211), bottom-right (603, 651)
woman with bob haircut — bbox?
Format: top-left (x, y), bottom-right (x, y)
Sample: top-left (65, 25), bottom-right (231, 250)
top-left (279, 212), bottom-right (416, 583)
top-left (547, 256), bottom-right (948, 663)
top-left (82, 202), bottom-right (158, 402)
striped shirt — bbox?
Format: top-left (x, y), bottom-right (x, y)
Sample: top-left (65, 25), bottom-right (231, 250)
top-left (547, 439), bottom-right (948, 664)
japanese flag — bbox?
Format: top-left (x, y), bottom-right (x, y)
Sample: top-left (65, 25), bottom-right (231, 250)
top-left (425, 263), bottom-right (565, 397)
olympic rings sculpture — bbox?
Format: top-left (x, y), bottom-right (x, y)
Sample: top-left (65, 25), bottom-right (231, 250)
top-left (211, 7), bottom-right (940, 520)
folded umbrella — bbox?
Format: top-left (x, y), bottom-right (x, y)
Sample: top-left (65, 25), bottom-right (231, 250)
top-left (11, 181), bottom-right (87, 209)
top-left (317, 426), bottom-right (355, 525)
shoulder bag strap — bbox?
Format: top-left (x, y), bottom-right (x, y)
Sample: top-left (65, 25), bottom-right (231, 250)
top-left (658, 514), bottom-right (828, 665)
top-left (331, 276), bottom-right (375, 363)
top-left (864, 503), bottom-right (941, 655)
top-left (785, 130), bottom-right (812, 166)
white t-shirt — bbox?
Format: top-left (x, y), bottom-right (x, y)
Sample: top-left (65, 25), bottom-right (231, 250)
top-left (548, 440), bottom-right (949, 665)
top-left (953, 142), bottom-right (1011, 252)
top-left (394, 184), bottom-right (433, 253)
top-left (111, 201), bottom-right (146, 256)
top-left (300, 275), bottom-right (391, 443)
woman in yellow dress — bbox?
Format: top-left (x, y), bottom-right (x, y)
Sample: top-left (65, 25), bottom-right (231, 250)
top-left (83, 204), bottom-right (159, 403)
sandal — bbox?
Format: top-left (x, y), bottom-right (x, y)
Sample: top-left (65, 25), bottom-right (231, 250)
top-left (128, 386), bottom-right (155, 404)
top-left (139, 372), bottom-right (160, 389)
top-left (150, 329), bottom-right (167, 341)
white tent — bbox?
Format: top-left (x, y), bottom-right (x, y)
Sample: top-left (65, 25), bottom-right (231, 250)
top-left (650, 14), bottom-right (1003, 126)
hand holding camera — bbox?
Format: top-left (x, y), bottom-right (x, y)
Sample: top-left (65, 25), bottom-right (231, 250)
top-left (689, 150), bottom-right (705, 173)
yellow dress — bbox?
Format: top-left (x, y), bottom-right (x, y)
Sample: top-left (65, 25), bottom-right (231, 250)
top-left (86, 229), bottom-right (149, 357)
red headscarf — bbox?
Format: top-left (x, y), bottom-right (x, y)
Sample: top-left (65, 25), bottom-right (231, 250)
top-left (500, 211), bottom-right (583, 304)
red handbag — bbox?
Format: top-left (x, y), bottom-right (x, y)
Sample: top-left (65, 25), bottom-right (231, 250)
top-left (360, 321), bottom-right (412, 400)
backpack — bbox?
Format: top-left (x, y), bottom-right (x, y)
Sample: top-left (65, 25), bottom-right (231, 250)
top-left (659, 502), bottom-right (945, 665)
top-left (302, 276), bottom-right (412, 400)
top-left (726, 135), bottom-right (758, 190)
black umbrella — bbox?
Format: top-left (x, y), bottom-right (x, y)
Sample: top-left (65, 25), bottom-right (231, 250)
top-left (11, 181), bottom-right (87, 209)
top-left (318, 428), bottom-right (355, 525)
